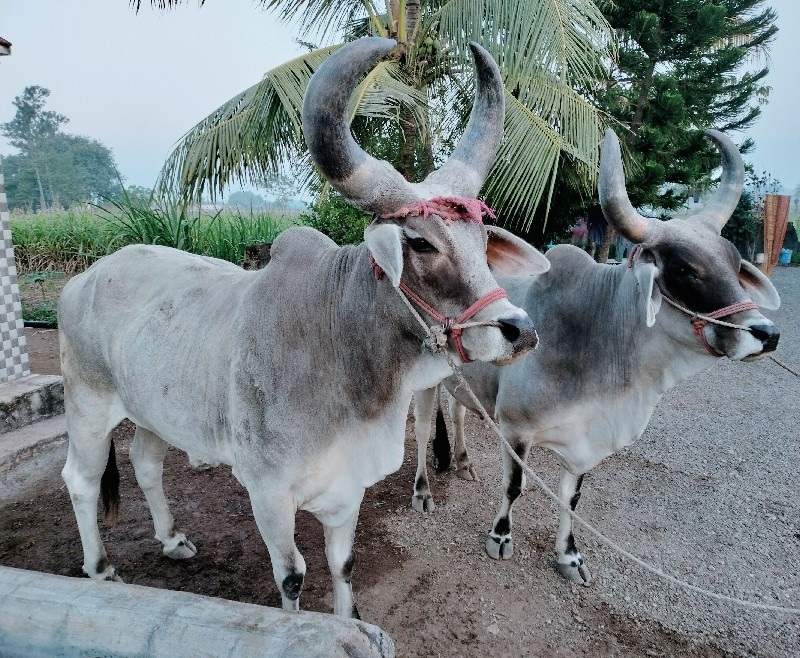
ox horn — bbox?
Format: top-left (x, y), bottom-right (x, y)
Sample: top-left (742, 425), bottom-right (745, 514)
top-left (303, 37), bottom-right (506, 214)
top-left (695, 129), bottom-right (744, 231)
top-left (302, 37), bottom-right (421, 214)
top-left (422, 42), bottom-right (505, 197)
top-left (598, 128), bottom-right (657, 244)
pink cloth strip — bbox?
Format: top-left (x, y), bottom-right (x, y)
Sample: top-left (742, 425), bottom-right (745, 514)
top-left (380, 197), bottom-right (496, 224)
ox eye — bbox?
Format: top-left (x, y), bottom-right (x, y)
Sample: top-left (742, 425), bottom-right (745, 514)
top-left (407, 236), bottom-right (438, 254)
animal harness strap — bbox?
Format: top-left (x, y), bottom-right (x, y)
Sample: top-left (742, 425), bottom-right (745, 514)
top-left (370, 197), bottom-right (506, 363)
top-left (627, 245), bottom-right (757, 356)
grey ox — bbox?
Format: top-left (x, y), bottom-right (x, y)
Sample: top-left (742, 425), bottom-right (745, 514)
top-left (411, 128), bottom-right (781, 585)
top-left (57, 37), bottom-right (549, 618)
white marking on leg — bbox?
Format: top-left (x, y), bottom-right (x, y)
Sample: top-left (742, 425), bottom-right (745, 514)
top-left (447, 393), bottom-right (477, 480)
top-left (323, 507), bottom-right (361, 618)
top-left (130, 426), bottom-right (196, 559)
top-left (247, 482), bottom-right (306, 611)
top-left (555, 468), bottom-right (591, 585)
top-left (60, 384), bottom-right (125, 581)
top-left (412, 388), bottom-right (437, 512)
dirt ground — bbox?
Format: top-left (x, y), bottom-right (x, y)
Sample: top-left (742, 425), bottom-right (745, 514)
top-left (3, 269), bottom-right (799, 657)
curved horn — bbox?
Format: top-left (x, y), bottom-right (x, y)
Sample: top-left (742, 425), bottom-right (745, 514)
top-left (598, 128), bottom-right (657, 244)
top-left (302, 37), bottom-right (420, 213)
top-left (422, 42), bottom-right (505, 197)
top-left (697, 129), bottom-right (744, 231)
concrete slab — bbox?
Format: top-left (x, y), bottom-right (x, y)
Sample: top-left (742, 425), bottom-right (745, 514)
top-left (0, 373), bottom-right (63, 433)
top-left (0, 413), bottom-right (66, 473)
top-left (0, 565), bottom-right (396, 657)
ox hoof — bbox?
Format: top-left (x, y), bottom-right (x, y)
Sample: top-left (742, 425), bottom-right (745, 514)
top-left (485, 534), bottom-right (514, 560)
top-left (455, 463), bottom-right (478, 481)
top-left (411, 493), bottom-right (436, 513)
top-left (557, 561), bottom-right (592, 586)
top-left (85, 563), bottom-right (123, 583)
top-left (163, 535), bottom-right (197, 560)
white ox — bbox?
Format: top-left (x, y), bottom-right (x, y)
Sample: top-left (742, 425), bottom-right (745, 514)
top-left (58, 37), bottom-right (550, 618)
top-left (411, 128), bottom-right (781, 584)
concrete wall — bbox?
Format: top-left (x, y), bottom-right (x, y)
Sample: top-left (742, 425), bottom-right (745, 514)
top-left (0, 566), bottom-right (395, 657)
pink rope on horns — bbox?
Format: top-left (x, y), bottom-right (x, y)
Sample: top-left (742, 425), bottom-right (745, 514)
top-left (380, 197), bottom-right (496, 224)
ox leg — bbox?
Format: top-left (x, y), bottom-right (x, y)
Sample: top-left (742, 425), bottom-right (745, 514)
top-left (447, 393), bottom-right (477, 481)
top-left (485, 429), bottom-right (532, 560)
top-left (60, 388), bottom-right (125, 581)
top-left (412, 387), bottom-right (437, 513)
top-left (321, 508), bottom-right (361, 618)
top-left (555, 469), bottom-right (591, 585)
top-left (247, 487), bottom-right (306, 611)
top-left (129, 426), bottom-right (197, 559)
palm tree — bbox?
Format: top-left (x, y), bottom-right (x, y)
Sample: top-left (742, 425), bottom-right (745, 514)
top-left (135, 1), bottom-right (614, 230)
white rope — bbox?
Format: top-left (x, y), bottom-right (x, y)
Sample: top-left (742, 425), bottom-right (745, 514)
top-left (660, 295), bottom-right (753, 331)
top-left (769, 355), bottom-right (800, 378)
top-left (397, 285), bottom-right (800, 616)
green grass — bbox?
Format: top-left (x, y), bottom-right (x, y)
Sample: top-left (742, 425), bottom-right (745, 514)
top-left (10, 208), bottom-right (118, 273)
top-left (10, 201), bottom-right (301, 274)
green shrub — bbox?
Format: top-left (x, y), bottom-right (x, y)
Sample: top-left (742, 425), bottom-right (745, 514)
top-left (22, 299), bottom-right (58, 324)
top-left (300, 193), bottom-right (370, 246)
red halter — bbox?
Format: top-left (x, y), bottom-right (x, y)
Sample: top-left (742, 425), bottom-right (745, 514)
top-left (370, 256), bottom-right (507, 363)
top-left (627, 245), bottom-right (757, 356)
top-left (371, 197), bottom-right (508, 363)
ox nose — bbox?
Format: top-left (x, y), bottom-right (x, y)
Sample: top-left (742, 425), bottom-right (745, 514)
top-left (498, 316), bottom-right (539, 352)
top-left (749, 324), bottom-right (779, 352)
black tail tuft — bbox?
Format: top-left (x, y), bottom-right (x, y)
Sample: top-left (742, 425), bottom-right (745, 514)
top-left (432, 402), bottom-right (451, 473)
top-left (100, 439), bottom-right (121, 525)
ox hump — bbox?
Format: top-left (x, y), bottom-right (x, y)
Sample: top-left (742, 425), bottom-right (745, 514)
top-left (545, 244), bottom-right (596, 272)
top-left (269, 227), bottom-right (339, 268)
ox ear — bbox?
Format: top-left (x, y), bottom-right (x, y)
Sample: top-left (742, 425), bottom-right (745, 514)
top-left (365, 221), bottom-right (404, 287)
top-left (635, 262), bottom-right (662, 327)
top-left (739, 260), bottom-right (781, 310)
top-left (485, 225), bottom-right (550, 276)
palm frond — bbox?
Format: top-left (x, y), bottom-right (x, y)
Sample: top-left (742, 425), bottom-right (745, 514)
top-left (158, 45), bottom-right (340, 199)
top-left (429, 0), bottom-right (615, 226)
top-left (434, 0), bottom-right (613, 87)
top-left (266, 1), bottom-right (374, 43)
top-left (484, 86), bottom-right (607, 230)
top-left (158, 44), bottom-right (429, 199)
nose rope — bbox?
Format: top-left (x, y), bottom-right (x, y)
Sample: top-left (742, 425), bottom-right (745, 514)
top-left (627, 245), bottom-right (756, 356)
top-left (370, 255), bottom-right (506, 363)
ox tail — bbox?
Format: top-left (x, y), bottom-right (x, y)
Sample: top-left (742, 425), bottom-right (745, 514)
top-left (100, 439), bottom-right (121, 525)
top-left (432, 389), bottom-right (451, 473)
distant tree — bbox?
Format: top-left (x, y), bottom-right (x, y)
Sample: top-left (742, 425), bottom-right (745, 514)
top-left (120, 184), bottom-right (153, 204)
top-left (263, 174), bottom-right (298, 209)
top-left (227, 190), bottom-right (266, 209)
top-left (1, 86), bottom-right (120, 210)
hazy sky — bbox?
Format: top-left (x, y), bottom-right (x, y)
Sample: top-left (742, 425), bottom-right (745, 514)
top-left (1, 0), bottom-right (798, 192)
